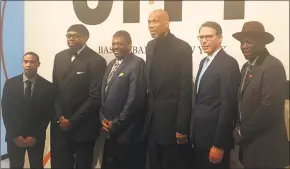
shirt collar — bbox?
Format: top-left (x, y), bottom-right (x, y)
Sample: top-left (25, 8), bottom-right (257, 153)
top-left (23, 73), bottom-right (37, 83)
top-left (77, 45), bottom-right (86, 55)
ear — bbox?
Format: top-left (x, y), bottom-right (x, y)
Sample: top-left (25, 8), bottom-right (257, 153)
top-left (37, 62), bottom-right (41, 68)
top-left (218, 34), bottom-right (223, 43)
top-left (84, 36), bottom-right (89, 42)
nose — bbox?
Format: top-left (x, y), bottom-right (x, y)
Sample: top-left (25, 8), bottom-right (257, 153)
top-left (241, 42), bottom-right (248, 49)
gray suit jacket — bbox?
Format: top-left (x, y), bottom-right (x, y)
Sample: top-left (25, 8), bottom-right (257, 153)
top-left (238, 49), bottom-right (289, 168)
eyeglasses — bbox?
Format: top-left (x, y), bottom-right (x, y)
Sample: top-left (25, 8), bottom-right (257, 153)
top-left (197, 34), bottom-right (217, 41)
top-left (65, 34), bottom-right (82, 40)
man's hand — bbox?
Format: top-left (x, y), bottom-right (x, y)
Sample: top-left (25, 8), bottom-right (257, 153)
top-left (209, 146), bottom-right (224, 164)
top-left (102, 119), bottom-right (112, 132)
top-left (57, 116), bottom-right (70, 131)
top-left (25, 137), bottom-right (37, 147)
top-left (176, 132), bottom-right (188, 144)
top-left (13, 136), bottom-right (26, 148)
top-left (233, 127), bottom-right (243, 144)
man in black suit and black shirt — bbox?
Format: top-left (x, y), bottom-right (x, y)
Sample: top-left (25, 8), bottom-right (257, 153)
top-left (143, 9), bottom-right (193, 169)
top-left (2, 52), bottom-right (55, 169)
top-left (50, 24), bottom-right (107, 169)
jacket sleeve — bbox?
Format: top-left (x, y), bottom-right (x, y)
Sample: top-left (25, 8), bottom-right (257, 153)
top-left (176, 44), bottom-right (193, 135)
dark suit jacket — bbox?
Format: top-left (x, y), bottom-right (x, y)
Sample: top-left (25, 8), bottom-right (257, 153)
top-left (191, 49), bottom-right (240, 150)
top-left (238, 49), bottom-right (289, 168)
top-left (53, 45), bottom-right (107, 142)
top-left (1, 74), bottom-right (55, 142)
top-left (144, 33), bottom-right (193, 145)
top-left (100, 53), bottom-right (147, 144)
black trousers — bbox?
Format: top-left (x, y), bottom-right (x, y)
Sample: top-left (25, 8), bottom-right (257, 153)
top-left (101, 136), bottom-right (146, 169)
top-left (194, 148), bottom-right (230, 169)
top-left (148, 136), bottom-right (192, 169)
top-left (55, 140), bottom-right (96, 169)
top-left (7, 139), bottom-right (45, 169)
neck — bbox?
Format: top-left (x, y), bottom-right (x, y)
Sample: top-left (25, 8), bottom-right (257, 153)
top-left (25, 73), bottom-right (37, 80)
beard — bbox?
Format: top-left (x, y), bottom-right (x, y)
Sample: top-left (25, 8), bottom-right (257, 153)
top-left (68, 43), bottom-right (83, 55)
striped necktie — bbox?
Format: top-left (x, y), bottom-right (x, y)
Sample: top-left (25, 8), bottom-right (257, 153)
top-left (105, 61), bottom-right (120, 93)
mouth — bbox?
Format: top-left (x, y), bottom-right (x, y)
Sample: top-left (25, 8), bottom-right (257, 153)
top-left (242, 50), bottom-right (252, 55)
top-left (113, 50), bottom-right (120, 55)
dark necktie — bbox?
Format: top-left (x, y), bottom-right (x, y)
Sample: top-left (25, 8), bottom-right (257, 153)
top-left (25, 80), bottom-right (32, 100)
top-left (238, 62), bottom-right (253, 121)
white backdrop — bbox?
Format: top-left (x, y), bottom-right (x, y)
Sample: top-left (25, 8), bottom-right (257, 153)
top-left (24, 1), bottom-right (289, 81)
top-left (23, 1), bottom-right (289, 168)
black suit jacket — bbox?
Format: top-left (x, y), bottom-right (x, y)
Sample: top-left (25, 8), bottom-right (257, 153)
top-left (191, 49), bottom-right (240, 150)
top-left (1, 74), bottom-right (55, 141)
top-left (100, 54), bottom-right (147, 144)
top-left (144, 33), bottom-right (193, 145)
top-left (53, 46), bottom-right (107, 142)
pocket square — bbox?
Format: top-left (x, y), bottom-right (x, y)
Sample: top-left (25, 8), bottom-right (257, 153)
top-left (77, 72), bottom-right (85, 74)
top-left (118, 73), bottom-right (125, 77)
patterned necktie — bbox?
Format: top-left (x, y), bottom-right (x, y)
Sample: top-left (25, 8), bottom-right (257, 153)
top-left (240, 62), bottom-right (253, 95)
top-left (25, 80), bottom-right (32, 100)
top-left (105, 61), bottom-right (120, 94)
top-left (238, 62), bottom-right (253, 120)
top-left (196, 57), bottom-right (210, 93)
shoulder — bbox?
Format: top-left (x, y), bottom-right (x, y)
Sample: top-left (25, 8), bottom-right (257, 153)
top-left (4, 74), bottom-right (22, 85)
top-left (55, 49), bottom-right (69, 58)
top-left (132, 54), bottom-right (145, 65)
top-left (171, 35), bottom-right (192, 51)
top-left (84, 46), bottom-right (106, 63)
top-left (262, 55), bottom-right (286, 75)
top-left (219, 49), bottom-right (238, 64)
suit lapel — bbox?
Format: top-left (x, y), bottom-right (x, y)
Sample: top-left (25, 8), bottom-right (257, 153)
top-left (102, 60), bottom-right (114, 101)
top-left (197, 49), bottom-right (223, 94)
top-left (30, 75), bottom-right (42, 101)
top-left (193, 58), bottom-right (206, 101)
top-left (240, 54), bottom-right (267, 98)
top-left (62, 46), bottom-right (88, 84)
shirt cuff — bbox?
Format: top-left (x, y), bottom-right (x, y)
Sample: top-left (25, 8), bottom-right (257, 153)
top-left (238, 128), bottom-right (244, 139)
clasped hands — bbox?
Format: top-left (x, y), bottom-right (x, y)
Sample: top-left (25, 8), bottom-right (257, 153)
top-left (13, 136), bottom-right (36, 148)
top-left (101, 119), bottom-right (112, 132)
top-left (57, 116), bottom-right (70, 131)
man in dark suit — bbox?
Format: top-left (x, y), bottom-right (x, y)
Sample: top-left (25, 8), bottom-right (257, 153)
top-left (100, 30), bottom-right (147, 169)
top-left (51, 24), bottom-right (107, 169)
top-left (144, 9), bottom-right (193, 169)
top-left (1, 52), bottom-right (55, 169)
top-left (232, 21), bottom-right (289, 168)
top-left (190, 21), bottom-right (240, 169)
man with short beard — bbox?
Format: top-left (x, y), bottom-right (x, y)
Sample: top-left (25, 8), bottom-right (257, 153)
top-left (51, 24), bottom-right (107, 169)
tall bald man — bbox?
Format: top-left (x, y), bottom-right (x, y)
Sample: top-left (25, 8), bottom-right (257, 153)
top-left (143, 9), bottom-right (193, 169)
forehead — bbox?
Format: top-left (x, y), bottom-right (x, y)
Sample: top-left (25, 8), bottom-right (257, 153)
top-left (148, 12), bottom-right (160, 20)
top-left (23, 54), bottom-right (37, 60)
top-left (199, 27), bottom-right (216, 35)
top-left (112, 36), bottom-right (127, 43)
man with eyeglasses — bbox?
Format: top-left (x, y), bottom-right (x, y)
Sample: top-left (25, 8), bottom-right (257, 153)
top-left (51, 24), bottom-right (107, 169)
top-left (190, 21), bottom-right (240, 169)
top-left (1, 52), bottom-right (55, 169)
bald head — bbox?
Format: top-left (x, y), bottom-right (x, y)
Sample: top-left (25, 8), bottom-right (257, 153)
top-left (148, 9), bottom-right (170, 38)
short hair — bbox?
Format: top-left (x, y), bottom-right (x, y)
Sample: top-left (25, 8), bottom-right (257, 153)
top-left (23, 52), bottom-right (40, 62)
top-left (199, 21), bottom-right (223, 35)
top-left (113, 30), bottom-right (132, 45)
top-left (67, 24), bottom-right (90, 38)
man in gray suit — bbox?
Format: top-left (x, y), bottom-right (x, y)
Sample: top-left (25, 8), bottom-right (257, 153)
top-left (232, 21), bottom-right (289, 168)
